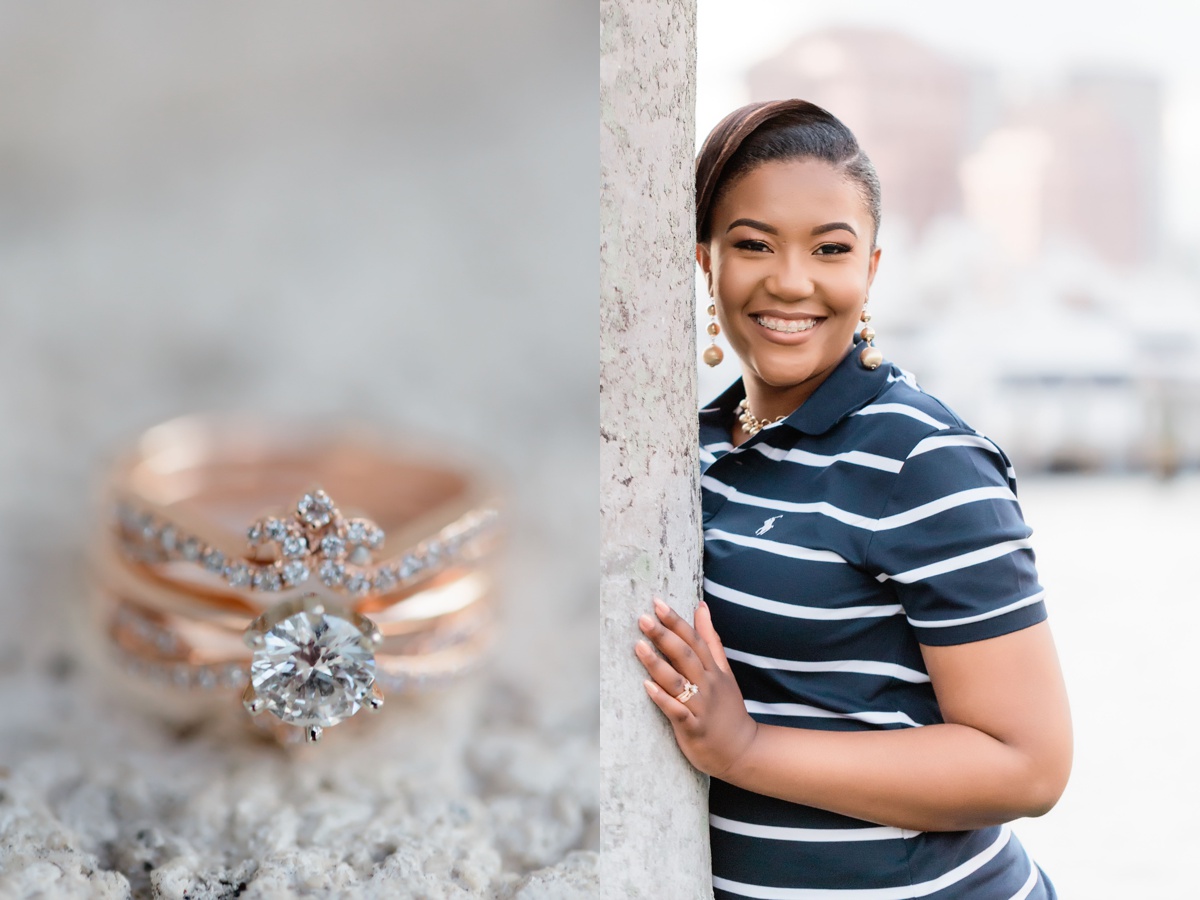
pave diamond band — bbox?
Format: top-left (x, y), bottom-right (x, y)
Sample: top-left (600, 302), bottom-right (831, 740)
top-left (105, 589), bottom-right (492, 694)
top-left (91, 414), bottom-right (501, 744)
top-left (114, 495), bottom-right (499, 601)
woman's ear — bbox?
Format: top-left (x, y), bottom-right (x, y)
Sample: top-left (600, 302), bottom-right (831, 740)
top-left (696, 244), bottom-right (714, 296)
top-left (866, 245), bottom-right (881, 290)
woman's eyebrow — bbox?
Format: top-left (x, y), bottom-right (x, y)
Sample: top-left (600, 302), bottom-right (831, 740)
top-left (726, 219), bottom-right (858, 238)
top-left (812, 221), bottom-right (857, 237)
top-left (726, 218), bottom-right (778, 235)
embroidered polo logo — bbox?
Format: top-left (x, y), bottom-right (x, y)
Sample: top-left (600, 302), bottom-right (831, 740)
top-left (755, 515), bottom-right (783, 536)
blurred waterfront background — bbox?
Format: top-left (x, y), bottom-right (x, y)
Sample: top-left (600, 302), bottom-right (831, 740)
top-left (697, 2), bottom-right (1199, 895)
top-left (697, 0), bottom-right (1200, 478)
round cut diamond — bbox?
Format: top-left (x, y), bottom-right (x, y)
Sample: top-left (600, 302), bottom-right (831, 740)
top-left (264, 518), bottom-right (289, 542)
top-left (253, 567), bottom-right (282, 592)
top-left (398, 554), bottom-right (423, 580)
top-left (139, 517), bottom-right (158, 543)
top-left (249, 605), bottom-right (376, 727)
top-left (345, 519), bottom-right (384, 551)
top-left (373, 568), bottom-right (397, 594)
top-left (282, 560), bottom-right (309, 586)
top-left (225, 563), bottom-right (252, 587)
top-left (321, 534), bottom-right (346, 559)
top-left (281, 534), bottom-right (308, 559)
top-left (319, 560), bottom-right (345, 587)
top-left (202, 549), bottom-right (226, 573)
top-left (297, 491), bottom-right (335, 528)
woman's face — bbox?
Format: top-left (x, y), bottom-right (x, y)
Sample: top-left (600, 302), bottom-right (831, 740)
top-left (697, 158), bottom-right (880, 403)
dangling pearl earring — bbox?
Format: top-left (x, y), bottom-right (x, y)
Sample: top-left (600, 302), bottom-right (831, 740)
top-left (859, 305), bottom-right (883, 370)
top-left (703, 303), bottom-right (724, 367)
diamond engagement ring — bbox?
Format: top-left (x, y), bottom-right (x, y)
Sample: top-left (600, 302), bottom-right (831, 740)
top-left (90, 415), bottom-right (502, 744)
top-left (675, 682), bottom-right (699, 703)
top-left (94, 556), bottom-right (493, 739)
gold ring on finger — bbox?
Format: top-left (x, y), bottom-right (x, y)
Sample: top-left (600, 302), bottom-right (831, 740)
top-left (674, 681), bottom-right (699, 703)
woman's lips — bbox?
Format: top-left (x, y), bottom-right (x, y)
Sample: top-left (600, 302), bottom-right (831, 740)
top-left (750, 313), bottom-right (823, 344)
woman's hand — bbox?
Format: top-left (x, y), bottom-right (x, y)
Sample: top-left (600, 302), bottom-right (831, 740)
top-left (635, 598), bottom-right (758, 779)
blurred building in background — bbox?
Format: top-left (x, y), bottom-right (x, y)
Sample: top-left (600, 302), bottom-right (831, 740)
top-left (713, 26), bottom-right (1200, 474)
top-left (749, 29), bottom-right (976, 238)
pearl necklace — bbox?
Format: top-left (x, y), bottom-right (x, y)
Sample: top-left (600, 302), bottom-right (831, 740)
top-left (736, 398), bottom-right (786, 436)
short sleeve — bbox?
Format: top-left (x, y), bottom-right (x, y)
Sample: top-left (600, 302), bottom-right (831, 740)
top-left (864, 429), bottom-right (1047, 646)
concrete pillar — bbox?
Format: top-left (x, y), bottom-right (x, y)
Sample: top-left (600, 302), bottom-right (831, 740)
top-left (599, 1), bottom-right (710, 897)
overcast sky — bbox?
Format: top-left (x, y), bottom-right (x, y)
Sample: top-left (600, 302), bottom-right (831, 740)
top-left (697, 0), bottom-right (1200, 247)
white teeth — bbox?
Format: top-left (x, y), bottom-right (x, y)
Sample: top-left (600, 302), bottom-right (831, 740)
top-left (753, 315), bottom-right (818, 334)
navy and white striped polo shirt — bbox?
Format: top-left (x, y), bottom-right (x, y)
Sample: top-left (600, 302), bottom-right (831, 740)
top-left (700, 343), bottom-right (1055, 900)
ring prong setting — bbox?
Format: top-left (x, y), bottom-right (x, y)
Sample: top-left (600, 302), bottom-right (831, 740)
top-left (367, 684), bottom-right (384, 712)
top-left (242, 594), bottom-right (379, 740)
top-left (243, 684), bottom-right (266, 715)
top-left (305, 725), bottom-right (323, 743)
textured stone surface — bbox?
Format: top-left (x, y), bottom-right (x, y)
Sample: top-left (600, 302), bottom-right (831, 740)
top-left (0, 3), bottom-right (597, 898)
top-left (599, 1), bottom-right (710, 897)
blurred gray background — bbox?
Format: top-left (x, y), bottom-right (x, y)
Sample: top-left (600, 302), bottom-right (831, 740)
top-left (0, 3), bottom-right (597, 898)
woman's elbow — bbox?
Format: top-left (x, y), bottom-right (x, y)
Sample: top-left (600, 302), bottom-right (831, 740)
top-left (1018, 745), bottom-right (1073, 818)
top-left (1024, 770), bottom-right (1070, 818)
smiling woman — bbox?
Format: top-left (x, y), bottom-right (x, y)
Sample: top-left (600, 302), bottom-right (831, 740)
top-left (635, 100), bottom-right (1072, 899)
top-left (697, 159), bottom-right (880, 418)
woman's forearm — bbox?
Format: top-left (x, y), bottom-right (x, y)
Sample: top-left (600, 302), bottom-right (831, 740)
top-left (722, 720), bottom-right (1065, 833)
top-left (638, 605), bottom-right (1072, 833)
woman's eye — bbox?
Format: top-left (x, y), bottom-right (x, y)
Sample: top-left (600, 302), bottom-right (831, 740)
top-left (734, 239), bottom-right (771, 252)
top-left (815, 243), bottom-right (852, 255)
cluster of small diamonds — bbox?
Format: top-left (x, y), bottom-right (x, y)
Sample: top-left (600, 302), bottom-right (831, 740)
top-left (114, 494), bottom-right (499, 599)
top-left (240, 489), bottom-right (382, 593)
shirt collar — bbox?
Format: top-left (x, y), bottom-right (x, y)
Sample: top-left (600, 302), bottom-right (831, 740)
top-left (699, 338), bottom-right (893, 438)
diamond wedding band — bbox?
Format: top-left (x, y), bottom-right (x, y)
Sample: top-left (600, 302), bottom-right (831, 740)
top-left (89, 415), bottom-right (502, 744)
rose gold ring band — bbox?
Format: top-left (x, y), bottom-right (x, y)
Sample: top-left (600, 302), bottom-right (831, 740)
top-left (88, 414), bottom-right (503, 745)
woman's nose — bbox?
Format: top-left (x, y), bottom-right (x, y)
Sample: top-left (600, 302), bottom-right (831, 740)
top-left (765, 252), bottom-right (815, 300)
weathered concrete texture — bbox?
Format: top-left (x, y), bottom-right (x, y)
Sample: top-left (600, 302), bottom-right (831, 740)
top-left (600, 0), bottom-right (709, 897)
top-left (0, 4), bottom-right (597, 898)
top-left (1, 627), bottom-right (597, 900)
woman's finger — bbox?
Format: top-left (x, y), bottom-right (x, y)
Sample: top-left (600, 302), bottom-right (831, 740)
top-left (639, 613), bottom-right (705, 682)
top-left (653, 598), bottom-right (718, 671)
top-left (635, 640), bottom-right (695, 698)
top-left (694, 601), bottom-right (732, 674)
top-left (643, 679), bottom-right (693, 726)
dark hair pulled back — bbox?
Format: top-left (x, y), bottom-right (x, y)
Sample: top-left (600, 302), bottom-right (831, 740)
top-left (695, 99), bottom-right (881, 245)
